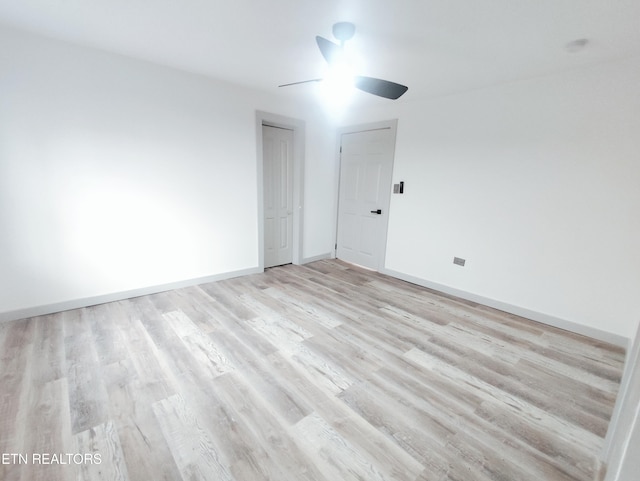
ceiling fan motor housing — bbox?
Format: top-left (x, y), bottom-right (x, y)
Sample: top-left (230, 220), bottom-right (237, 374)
top-left (333, 22), bottom-right (356, 43)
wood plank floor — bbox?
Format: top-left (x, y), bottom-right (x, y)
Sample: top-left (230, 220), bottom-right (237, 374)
top-left (0, 260), bottom-right (625, 481)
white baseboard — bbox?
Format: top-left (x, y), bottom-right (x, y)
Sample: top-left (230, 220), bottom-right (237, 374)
top-left (2, 260), bottom-right (629, 350)
top-left (0, 266), bottom-right (262, 323)
top-left (300, 252), bottom-right (333, 264)
top-left (381, 267), bottom-right (629, 348)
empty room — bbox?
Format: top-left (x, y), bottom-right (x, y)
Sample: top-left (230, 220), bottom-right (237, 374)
top-left (1, 1), bottom-right (639, 481)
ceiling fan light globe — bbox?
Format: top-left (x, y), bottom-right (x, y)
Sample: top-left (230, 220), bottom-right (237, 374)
top-left (319, 63), bottom-right (355, 110)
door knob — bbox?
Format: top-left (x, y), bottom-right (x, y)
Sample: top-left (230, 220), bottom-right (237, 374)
top-left (370, 209), bottom-right (382, 214)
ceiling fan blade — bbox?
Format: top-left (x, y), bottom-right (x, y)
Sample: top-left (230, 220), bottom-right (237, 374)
top-left (315, 36), bottom-right (342, 64)
top-left (354, 76), bottom-right (408, 100)
top-left (278, 79), bottom-right (322, 88)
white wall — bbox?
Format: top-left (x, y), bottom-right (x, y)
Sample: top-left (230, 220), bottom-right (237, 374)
top-left (0, 25), bottom-right (337, 319)
top-left (300, 115), bottom-right (340, 259)
top-left (3, 23), bottom-right (638, 344)
top-left (341, 57), bottom-right (640, 342)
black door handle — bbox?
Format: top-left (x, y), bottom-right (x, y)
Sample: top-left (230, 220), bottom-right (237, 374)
top-left (370, 209), bottom-right (382, 214)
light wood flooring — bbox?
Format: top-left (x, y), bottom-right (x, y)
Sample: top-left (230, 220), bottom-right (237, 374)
top-left (0, 260), bottom-right (626, 481)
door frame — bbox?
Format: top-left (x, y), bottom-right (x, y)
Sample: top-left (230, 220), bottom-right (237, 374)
top-left (256, 111), bottom-right (305, 270)
top-left (334, 119), bottom-right (398, 272)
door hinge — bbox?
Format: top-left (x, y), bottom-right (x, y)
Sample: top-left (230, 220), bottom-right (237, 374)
top-left (339, 146), bottom-right (342, 153)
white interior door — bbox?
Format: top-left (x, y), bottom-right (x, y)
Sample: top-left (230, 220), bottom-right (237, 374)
top-left (263, 125), bottom-right (294, 268)
top-left (336, 126), bottom-right (395, 270)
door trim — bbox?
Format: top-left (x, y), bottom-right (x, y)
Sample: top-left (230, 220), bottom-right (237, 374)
top-left (256, 111), bottom-right (305, 269)
top-left (334, 119), bottom-right (398, 272)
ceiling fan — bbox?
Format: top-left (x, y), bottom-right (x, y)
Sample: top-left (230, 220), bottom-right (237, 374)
top-left (279, 22), bottom-right (408, 100)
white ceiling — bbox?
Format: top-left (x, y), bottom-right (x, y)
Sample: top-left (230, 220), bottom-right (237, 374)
top-left (1, 0), bottom-right (639, 103)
